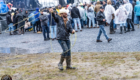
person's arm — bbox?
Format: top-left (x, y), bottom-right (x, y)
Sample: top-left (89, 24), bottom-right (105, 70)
top-left (52, 13), bottom-right (59, 23)
top-left (77, 9), bottom-right (81, 18)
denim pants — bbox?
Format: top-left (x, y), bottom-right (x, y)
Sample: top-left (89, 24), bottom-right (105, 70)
top-left (89, 18), bottom-right (95, 28)
top-left (58, 40), bottom-right (71, 57)
top-left (120, 23), bottom-right (126, 27)
top-left (42, 25), bottom-right (50, 39)
top-left (33, 23), bottom-right (36, 32)
top-left (97, 25), bottom-right (109, 40)
top-left (136, 16), bottom-right (140, 24)
top-left (80, 19), bottom-right (84, 28)
top-left (73, 18), bottom-right (82, 31)
top-left (71, 19), bottom-right (74, 29)
top-left (50, 25), bottom-right (57, 38)
top-left (8, 23), bottom-right (14, 31)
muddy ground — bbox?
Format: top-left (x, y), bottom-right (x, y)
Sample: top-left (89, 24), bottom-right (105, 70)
top-left (0, 52), bottom-right (140, 80)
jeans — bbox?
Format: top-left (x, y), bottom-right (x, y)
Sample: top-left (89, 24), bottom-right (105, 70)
top-left (113, 20), bottom-right (117, 29)
top-left (89, 18), bottom-right (95, 28)
top-left (136, 16), bottom-right (140, 24)
top-left (50, 25), bottom-right (57, 38)
top-left (33, 23), bottom-right (36, 32)
top-left (42, 25), bottom-right (50, 39)
top-left (97, 25), bottom-right (109, 40)
top-left (73, 18), bottom-right (82, 31)
top-left (80, 19), bottom-right (84, 28)
top-left (83, 19), bottom-right (87, 25)
top-left (8, 23), bottom-right (14, 31)
top-left (71, 19), bottom-right (74, 29)
top-left (120, 23), bottom-right (126, 27)
top-left (58, 40), bottom-right (71, 57)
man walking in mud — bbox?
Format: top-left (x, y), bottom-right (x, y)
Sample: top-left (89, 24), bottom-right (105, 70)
top-left (49, 8), bottom-right (76, 71)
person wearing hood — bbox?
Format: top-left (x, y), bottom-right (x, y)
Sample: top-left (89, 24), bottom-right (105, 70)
top-left (77, 3), bottom-right (86, 28)
top-left (71, 3), bottom-right (82, 32)
top-left (16, 9), bottom-right (24, 35)
top-left (124, 0), bottom-right (135, 31)
top-left (104, 0), bottom-right (116, 34)
top-left (94, 1), bottom-right (102, 28)
top-left (116, 4), bottom-right (128, 34)
top-left (13, 11), bottom-right (18, 35)
top-left (34, 8), bottom-right (41, 33)
top-left (87, 4), bottom-right (95, 28)
top-left (6, 11), bottom-right (14, 35)
top-left (39, 10), bottom-right (50, 41)
top-left (134, 0), bottom-right (140, 28)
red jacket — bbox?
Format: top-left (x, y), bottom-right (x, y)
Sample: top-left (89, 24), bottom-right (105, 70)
top-left (7, 4), bottom-right (13, 10)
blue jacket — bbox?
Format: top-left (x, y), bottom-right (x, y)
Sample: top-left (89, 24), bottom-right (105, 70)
top-left (134, 1), bottom-right (140, 16)
top-left (34, 8), bottom-right (40, 21)
top-left (48, 13), bottom-right (56, 26)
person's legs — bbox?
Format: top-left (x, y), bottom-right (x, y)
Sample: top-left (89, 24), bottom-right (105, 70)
top-left (42, 26), bottom-right (47, 40)
top-left (120, 23), bottom-right (123, 34)
top-left (50, 26), bottom-right (54, 39)
top-left (33, 23), bottom-right (36, 33)
top-left (129, 19), bottom-right (135, 31)
top-left (126, 19), bottom-right (131, 32)
top-left (46, 26), bottom-right (50, 39)
top-left (73, 18), bottom-right (77, 31)
top-left (100, 25), bottom-right (109, 40)
top-left (54, 25), bottom-right (57, 38)
top-left (89, 19), bottom-right (91, 28)
top-left (8, 23), bottom-right (13, 35)
top-left (38, 20), bottom-right (42, 31)
top-left (80, 19), bottom-right (84, 28)
top-left (77, 18), bottom-right (82, 30)
top-left (36, 21), bottom-right (39, 32)
top-left (97, 28), bottom-right (102, 40)
top-left (92, 18), bottom-right (95, 27)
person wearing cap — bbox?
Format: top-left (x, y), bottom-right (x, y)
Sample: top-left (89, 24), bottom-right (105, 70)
top-left (96, 6), bottom-right (112, 43)
top-left (49, 8), bottom-right (76, 71)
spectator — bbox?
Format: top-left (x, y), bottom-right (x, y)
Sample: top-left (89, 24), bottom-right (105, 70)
top-left (6, 11), bottom-right (13, 35)
top-left (134, 0), bottom-right (140, 28)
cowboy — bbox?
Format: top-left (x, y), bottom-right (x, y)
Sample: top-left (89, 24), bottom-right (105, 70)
top-left (49, 8), bottom-right (76, 71)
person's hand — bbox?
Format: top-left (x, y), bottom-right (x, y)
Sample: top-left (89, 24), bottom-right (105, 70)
top-left (103, 19), bottom-right (106, 21)
top-left (72, 30), bottom-right (75, 34)
top-left (49, 8), bottom-right (54, 13)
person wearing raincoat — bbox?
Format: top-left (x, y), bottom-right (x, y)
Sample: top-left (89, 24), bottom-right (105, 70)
top-left (87, 5), bottom-right (95, 28)
top-left (123, 0), bottom-right (135, 31)
top-left (116, 4), bottom-right (128, 34)
top-left (77, 3), bottom-right (86, 28)
top-left (134, 0), bottom-right (140, 28)
top-left (104, 0), bottom-right (116, 34)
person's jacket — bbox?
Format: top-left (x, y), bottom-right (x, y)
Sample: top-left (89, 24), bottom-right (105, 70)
top-left (16, 10), bottom-right (24, 28)
top-left (52, 13), bottom-right (73, 40)
top-left (124, 0), bottom-right (133, 19)
top-left (39, 13), bottom-right (48, 27)
top-left (6, 11), bottom-right (12, 25)
top-left (13, 12), bottom-right (18, 26)
top-left (96, 11), bottom-right (106, 25)
top-left (134, 1), bottom-right (140, 16)
top-left (34, 8), bottom-right (40, 21)
top-left (48, 13), bottom-right (56, 26)
top-left (23, 10), bottom-right (29, 21)
top-left (94, 1), bottom-right (102, 13)
top-left (71, 7), bottom-right (81, 18)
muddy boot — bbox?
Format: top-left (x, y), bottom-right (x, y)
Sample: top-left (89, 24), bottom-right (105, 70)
top-left (120, 27), bottom-right (123, 34)
top-left (124, 26), bottom-right (126, 33)
top-left (58, 56), bottom-right (65, 71)
top-left (66, 56), bottom-right (76, 70)
top-left (18, 29), bottom-right (21, 35)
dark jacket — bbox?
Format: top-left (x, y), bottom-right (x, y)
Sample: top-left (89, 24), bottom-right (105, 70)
top-left (13, 12), bottom-right (18, 26)
top-left (48, 13), bottom-right (56, 26)
top-left (6, 11), bottom-right (12, 25)
top-left (96, 11), bottom-right (106, 25)
top-left (52, 13), bottom-right (73, 40)
top-left (16, 10), bottom-right (24, 28)
top-left (39, 14), bottom-right (48, 27)
top-left (23, 10), bottom-right (29, 21)
top-left (71, 7), bottom-right (81, 18)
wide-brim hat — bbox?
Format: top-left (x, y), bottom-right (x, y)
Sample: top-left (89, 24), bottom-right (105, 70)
top-left (59, 9), bottom-right (67, 14)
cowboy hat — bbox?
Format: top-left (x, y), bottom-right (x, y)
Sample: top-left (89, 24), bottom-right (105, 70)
top-left (59, 9), bottom-right (67, 14)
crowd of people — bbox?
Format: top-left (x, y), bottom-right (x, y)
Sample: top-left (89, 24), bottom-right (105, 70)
top-left (2, 0), bottom-right (140, 71)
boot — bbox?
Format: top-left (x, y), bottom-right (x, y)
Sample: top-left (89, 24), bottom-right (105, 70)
top-left (21, 28), bottom-right (24, 34)
top-left (9, 31), bottom-right (12, 35)
top-left (120, 27), bottom-right (123, 34)
top-left (124, 26), bottom-right (126, 33)
top-left (18, 29), bottom-right (21, 35)
top-left (66, 56), bottom-right (76, 70)
top-left (138, 24), bottom-right (139, 28)
top-left (58, 56), bottom-right (65, 71)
